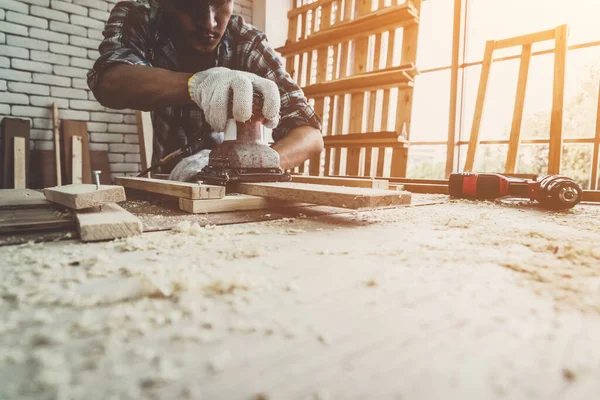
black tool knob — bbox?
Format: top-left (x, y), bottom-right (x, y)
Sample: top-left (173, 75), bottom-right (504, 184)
top-left (536, 175), bottom-right (583, 210)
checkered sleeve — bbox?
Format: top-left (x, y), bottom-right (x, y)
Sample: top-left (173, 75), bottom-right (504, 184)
top-left (87, 1), bottom-right (153, 99)
top-left (240, 32), bottom-right (322, 142)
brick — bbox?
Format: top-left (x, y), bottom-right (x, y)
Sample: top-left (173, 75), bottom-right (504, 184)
top-left (30, 5), bottom-right (69, 22)
top-left (108, 123), bottom-right (137, 134)
top-left (8, 81), bottom-right (49, 95)
top-left (6, 11), bottom-right (48, 29)
top-left (91, 112), bottom-right (123, 123)
top-left (0, 44), bottom-right (28, 58)
top-left (0, 68), bottom-right (32, 82)
top-left (7, 35), bottom-right (48, 50)
top-left (0, 9), bottom-right (4, 20)
top-left (0, 92), bottom-right (29, 105)
top-left (0, 80), bottom-right (6, 91)
top-left (70, 99), bottom-right (104, 111)
top-left (29, 27), bottom-right (68, 44)
top-left (70, 56), bottom-right (94, 69)
top-left (50, 0), bottom-right (87, 16)
top-left (87, 122), bottom-right (107, 132)
top-left (110, 163), bottom-right (139, 173)
top-left (72, 78), bottom-right (89, 89)
top-left (88, 91), bottom-right (96, 101)
top-left (11, 106), bottom-right (51, 118)
top-left (0, 0), bottom-right (29, 14)
top-left (49, 42), bottom-right (87, 58)
top-left (30, 129), bottom-right (53, 140)
top-left (50, 86), bottom-right (87, 99)
top-left (49, 21), bottom-right (86, 37)
top-left (109, 143), bottom-right (138, 153)
top-left (60, 109), bottom-right (89, 120)
top-left (18, 0), bottom-right (50, 6)
top-left (0, 104), bottom-right (10, 114)
top-left (90, 132), bottom-right (123, 143)
top-left (87, 29), bottom-right (103, 40)
top-left (30, 96), bottom-right (69, 108)
top-left (33, 73), bottom-right (70, 87)
top-left (71, 15), bottom-right (105, 30)
top-left (0, 21), bottom-right (28, 36)
top-left (0, 56), bottom-right (7, 68)
top-left (124, 134), bottom-right (139, 144)
top-left (0, 32), bottom-right (5, 44)
top-left (33, 118), bottom-right (51, 129)
top-left (124, 115), bottom-right (137, 124)
top-left (89, 142), bottom-right (109, 151)
top-left (107, 153), bottom-right (123, 163)
top-left (87, 49), bottom-right (98, 60)
top-left (12, 59), bottom-right (52, 74)
top-left (53, 65), bottom-right (87, 78)
top-left (70, 35), bottom-right (99, 50)
top-left (31, 50), bottom-right (69, 65)
top-left (74, 0), bottom-right (108, 11)
top-left (34, 140), bottom-right (52, 150)
top-left (89, 9), bottom-right (109, 21)
top-left (125, 153), bottom-right (140, 163)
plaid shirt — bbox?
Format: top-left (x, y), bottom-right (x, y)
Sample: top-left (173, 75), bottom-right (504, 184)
top-left (87, 0), bottom-right (321, 173)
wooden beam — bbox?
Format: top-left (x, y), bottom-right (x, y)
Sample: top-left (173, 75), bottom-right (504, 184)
top-left (583, 190), bottom-right (600, 203)
top-left (179, 195), bottom-right (309, 214)
top-left (0, 189), bottom-right (50, 209)
top-left (445, 0), bottom-right (463, 177)
top-left (44, 184), bottom-right (126, 210)
top-left (493, 28), bottom-right (557, 50)
top-left (232, 182), bottom-right (411, 210)
top-left (291, 174), bottom-right (389, 189)
top-left (76, 203), bottom-right (142, 242)
top-left (548, 25), bottom-right (568, 175)
top-left (13, 137), bottom-right (26, 189)
top-left (52, 102), bottom-right (62, 186)
top-left (114, 176), bottom-right (225, 200)
top-left (136, 111), bottom-right (153, 174)
top-left (71, 136), bottom-right (83, 184)
top-left (591, 77), bottom-right (600, 190)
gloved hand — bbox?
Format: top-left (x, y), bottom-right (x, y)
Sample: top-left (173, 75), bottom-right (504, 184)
top-left (168, 149), bottom-right (211, 182)
top-left (188, 67), bottom-right (281, 132)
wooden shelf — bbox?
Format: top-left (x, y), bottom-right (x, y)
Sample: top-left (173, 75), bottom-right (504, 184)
top-left (323, 131), bottom-right (408, 148)
top-left (303, 64), bottom-right (416, 98)
top-left (277, 2), bottom-right (419, 57)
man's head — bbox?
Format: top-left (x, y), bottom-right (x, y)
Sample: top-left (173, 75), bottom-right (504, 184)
top-left (163, 0), bottom-right (233, 54)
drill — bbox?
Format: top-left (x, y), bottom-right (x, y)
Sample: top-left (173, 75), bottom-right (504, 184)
top-left (448, 173), bottom-right (583, 210)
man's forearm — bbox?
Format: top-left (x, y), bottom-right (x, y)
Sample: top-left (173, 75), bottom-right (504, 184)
top-left (96, 64), bottom-right (194, 110)
top-left (271, 126), bottom-right (324, 170)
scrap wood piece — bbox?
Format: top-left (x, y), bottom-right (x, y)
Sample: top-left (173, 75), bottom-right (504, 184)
top-left (71, 136), bottom-right (83, 184)
top-left (114, 176), bottom-right (225, 200)
top-left (13, 137), bottom-right (26, 189)
top-left (52, 102), bottom-right (62, 186)
top-left (44, 184), bottom-right (126, 210)
top-left (62, 120), bottom-right (91, 184)
top-left (291, 175), bottom-right (389, 189)
top-left (0, 189), bottom-right (50, 209)
top-left (232, 182), bottom-right (411, 210)
top-left (179, 195), bottom-right (310, 214)
top-left (76, 203), bottom-right (142, 242)
top-left (1, 117), bottom-right (30, 189)
top-left (0, 207), bottom-right (74, 234)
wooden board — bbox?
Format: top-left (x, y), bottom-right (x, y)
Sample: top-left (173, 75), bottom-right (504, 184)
top-left (179, 195), bottom-right (310, 214)
top-left (76, 203), bottom-right (143, 242)
top-left (72, 135), bottom-right (83, 184)
top-left (62, 120), bottom-right (91, 184)
top-left (0, 189), bottom-right (50, 209)
top-left (114, 177), bottom-right (225, 200)
top-left (52, 102), bottom-right (62, 186)
top-left (291, 175), bottom-right (390, 189)
top-left (13, 137), bottom-right (26, 189)
top-left (136, 111), bottom-right (153, 172)
top-left (90, 151), bottom-right (112, 185)
top-left (1, 118), bottom-right (30, 189)
top-left (232, 182), bottom-right (412, 210)
top-left (44, 184), bottom-right (126, 210)
top-left (30, 150), bottom-right (58, 189)
top-left (0, 207), bottom-right (74, 234)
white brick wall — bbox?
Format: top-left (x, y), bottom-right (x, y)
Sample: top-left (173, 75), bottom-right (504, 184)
top-left (0, 0), bottom-right (254, 182)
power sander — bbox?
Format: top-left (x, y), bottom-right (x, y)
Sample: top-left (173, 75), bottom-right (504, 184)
top-left (448, 173), bottom-right (583, 210)
top-left (197, 92), bottom-right (291, 185)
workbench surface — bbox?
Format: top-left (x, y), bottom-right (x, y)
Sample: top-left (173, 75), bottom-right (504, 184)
top-left (1, 197), bottom-right (599, 400)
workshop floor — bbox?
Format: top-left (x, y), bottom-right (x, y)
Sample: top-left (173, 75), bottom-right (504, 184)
top-left (1, 197), bottom-right (600, 400)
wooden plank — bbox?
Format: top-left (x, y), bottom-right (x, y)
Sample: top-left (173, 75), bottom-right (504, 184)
top-left (233, 182), bottom-right (411, 210)
top-left (291, 174), bottom-right (389, 188)
top-left (72, 135), bottom-right (83, 184)
top-left (591, 77), bottom-right (600, 190)
top-left (548, 25), bottom-right (568, 175)
top-left (445, 0), bottom-right (463, 177)
top-left (52, 102), bottom-right (62, 186)
top-left (30, 150), bottom-right (57, 189)
top-left (505, 44), bottom-right (532, 174)
top-left (76, 203), bottom-right (143, 242)
top-left (0, 189), bottom-right (50, 209)
top-left (13, 137), bottom-right (26, 189)
top-left (136, 111), bottom-right (153, 173)
top-left (464, 40), bottom-right (496, 172)
top-left (1, 118), bottom-right (30, 189)
top-left (89, 151), bottom-right (112, 185)
top-left (44, 184), bottom-right (126, 210)
top-left (114, 176), bottom-right (225, 200)
top-left (62, 120), bottom-right (92, 184)
top-left (399, 183), bottom-right (450, 195)
top-left (583, 190), bottom-right (600, 203)
top-left (179, 195), bottom-right (310, 214)
top-left (494, 28), bottom-right (557, 50)
top-left (0, 207), bottom-right (74, 234)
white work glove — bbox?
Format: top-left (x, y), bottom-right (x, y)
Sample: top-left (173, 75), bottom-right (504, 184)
top-left (169, 149), bottom-right (211, 183)
top-left (188, 67), bottom-right (281, 132)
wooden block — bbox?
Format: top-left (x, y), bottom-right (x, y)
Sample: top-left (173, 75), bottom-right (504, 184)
top-left (72, 136), bottom-right (83, 184)
top-left (76, 203), bottom-right (142, 242)
top-left (0, 189), bottom-right (50, 209)
top-left (179, 195), bottom-right (309, 214)
top-left (1, 118), bottom-right (30, 189)
top-left (89, 151), bottom-right (111, 185)
top-left (62, 120), bottom-right (91, 184)
top-left (233, 182), bottom-right (411, 210)
top-left (291, 175), bottom-right (389, 189)
top-left (44, 184), bottom-right (126, 210)
top-left (13, 137), bottom-right (26, 189)
top-left (114, 177), bottom-right (225, 200)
